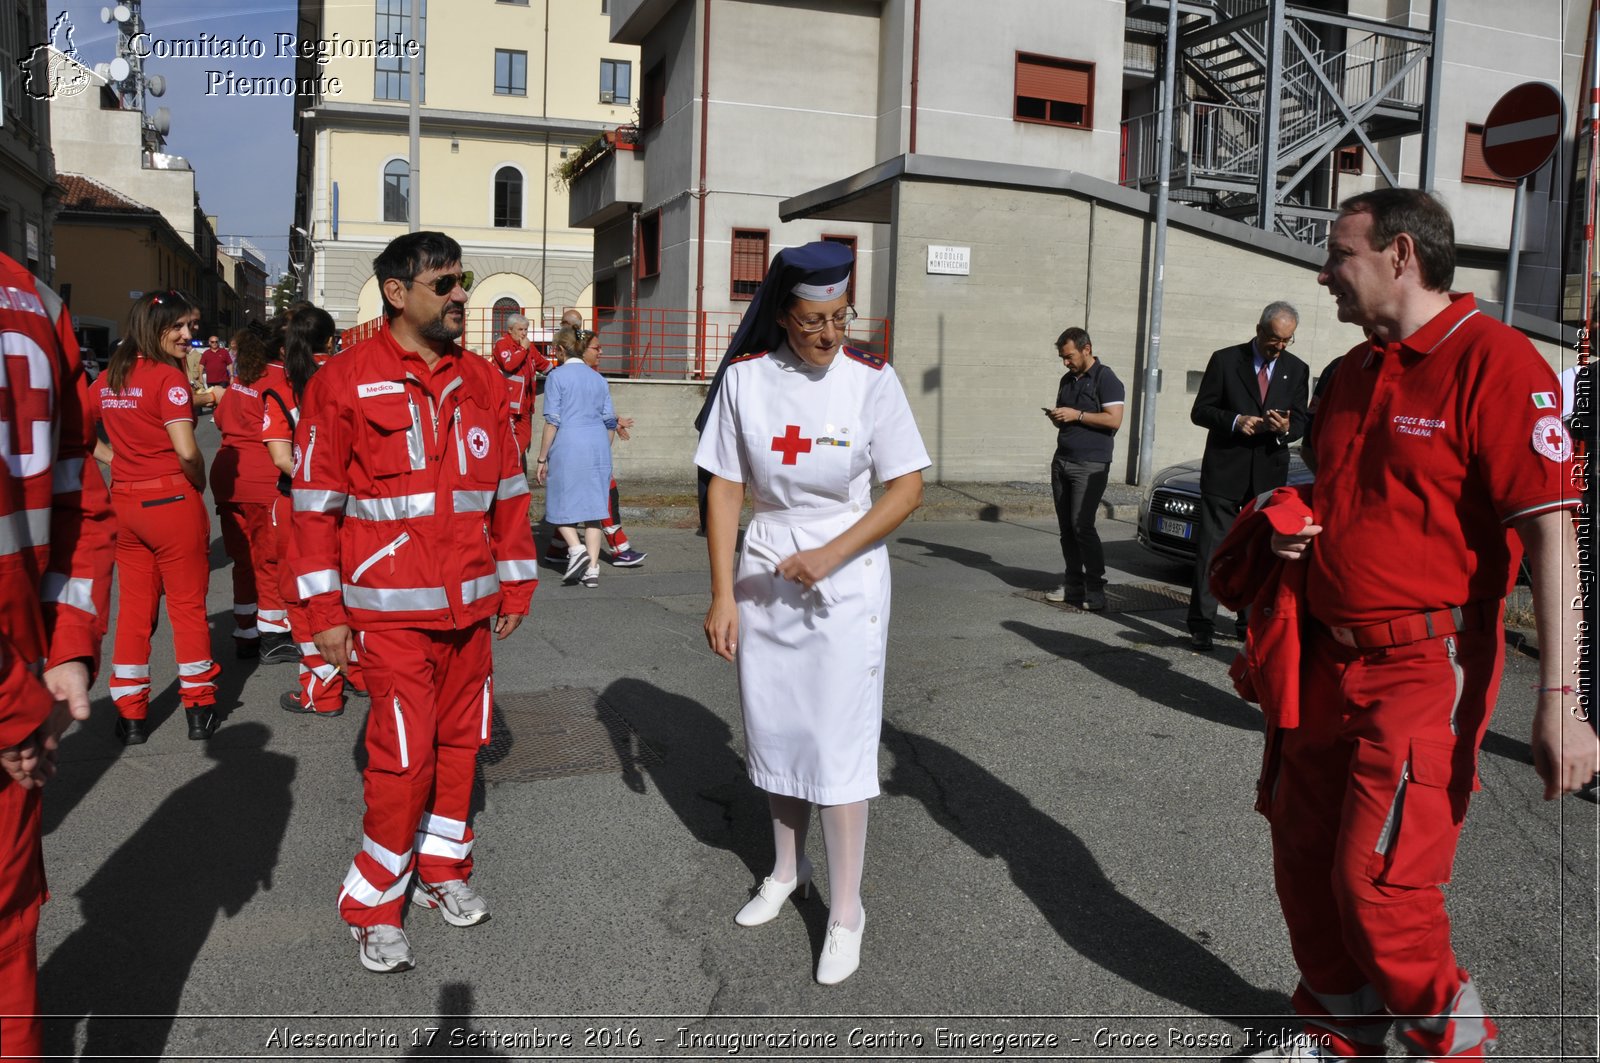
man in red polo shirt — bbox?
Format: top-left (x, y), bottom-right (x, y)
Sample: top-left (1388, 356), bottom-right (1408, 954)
top-left (1258, 189), bottom-right (1597, 1059)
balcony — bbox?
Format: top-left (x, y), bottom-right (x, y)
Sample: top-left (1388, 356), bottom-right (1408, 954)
top-left (567, 127), bottom-right (644, 230)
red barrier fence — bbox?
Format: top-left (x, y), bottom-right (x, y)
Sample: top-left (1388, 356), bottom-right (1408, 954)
top-left (341, 305), bottom-right (892, 380)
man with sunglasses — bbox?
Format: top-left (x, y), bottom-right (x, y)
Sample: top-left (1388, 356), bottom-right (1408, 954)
top-left (290, 232), bottom-right (540, 974)
top-left (1186, 301), bottom-right (1310, 652)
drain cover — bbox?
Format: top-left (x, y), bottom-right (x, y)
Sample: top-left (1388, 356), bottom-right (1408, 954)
top-left (478, 687), bottom-right (660, 784)
top-left (1018, 582), bottom-right (1190, 613)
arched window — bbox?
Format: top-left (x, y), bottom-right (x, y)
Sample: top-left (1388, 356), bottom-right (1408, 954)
top-left (493, 166), bottom-right (523, 228)
top-left (491, 297), bottom-right (521, 338)
top-left (383, 159), bottom-right (409, 223)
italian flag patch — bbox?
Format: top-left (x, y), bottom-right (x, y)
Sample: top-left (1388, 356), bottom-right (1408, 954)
top-left (1531, 391), bottom-right (1556, 409)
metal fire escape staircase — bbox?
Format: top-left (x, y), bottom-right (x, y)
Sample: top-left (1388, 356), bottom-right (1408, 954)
top-left (1124, 1), bottom-right (1434, 244)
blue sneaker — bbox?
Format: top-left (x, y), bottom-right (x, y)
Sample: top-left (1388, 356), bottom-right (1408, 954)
top-left (608, 549), bottom-right (647, 567)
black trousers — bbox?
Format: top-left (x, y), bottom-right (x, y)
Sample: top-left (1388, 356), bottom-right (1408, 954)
top-left (1188, 491), bottom-right (1247, 636)
top-left (1051, 456), bottom-right (1109, 592)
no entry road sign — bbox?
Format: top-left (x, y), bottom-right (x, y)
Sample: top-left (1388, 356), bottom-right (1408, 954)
top-left (1483, 82), bottom-right (1565, 181)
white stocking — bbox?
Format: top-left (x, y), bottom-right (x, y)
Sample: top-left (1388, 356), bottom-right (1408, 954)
top-left (766, 793), bottom-right (811, 882)
top-left (819, 800), bottom-right (869, 930)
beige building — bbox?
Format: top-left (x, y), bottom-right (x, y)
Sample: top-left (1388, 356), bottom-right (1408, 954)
top-left (291, 0), bottom-right (640, 346)
top-left (0, 1), bottom-right (56, 280)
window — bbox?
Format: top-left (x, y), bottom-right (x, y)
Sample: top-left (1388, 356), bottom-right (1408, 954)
top-left (495, 49), bottom-right (527, 96)
top-left (640, 61), bottom-right (665, 129)
top-left (729, 229), bottom-right (768, 301)
top-left (1337, 145), bottom-right (1363, 175)
top-left (375, 0), bottom-right (426, 102)
top-left (1014, 53), bottom-right (1092, 130)
top-left (383, 159), bottom-right (410, 223)
top-left (600, 58), bottom-right (631, 104)
top-left (1462, 124), bottom-right (1516, 187)
top-left (494, 167), bottom-right (523, 228)
top-left (492, 298), bottom-right (521, 336)
top-left (821, 234), bottom-right (858, 303)
top-left (496, 0), bottom-right (529, 5)
top-left (637, 211), bottom-right (660, 280)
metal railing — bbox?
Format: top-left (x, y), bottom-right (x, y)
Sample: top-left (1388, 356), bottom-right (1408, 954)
top-left (341, 305), bottom-right (893, 382)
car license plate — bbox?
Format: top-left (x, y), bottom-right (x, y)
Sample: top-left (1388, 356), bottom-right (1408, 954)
top-left (1157, 516), bottom-right (1193, 540)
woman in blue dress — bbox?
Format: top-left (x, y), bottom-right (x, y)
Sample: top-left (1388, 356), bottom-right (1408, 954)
top-left (535, 327), bottom-right (620, 587)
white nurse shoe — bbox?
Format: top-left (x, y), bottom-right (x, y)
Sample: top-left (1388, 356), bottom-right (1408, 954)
top-left (733, 855), bottom-right (812, 926)
top-left (815, 910), bottom-right (865, 985)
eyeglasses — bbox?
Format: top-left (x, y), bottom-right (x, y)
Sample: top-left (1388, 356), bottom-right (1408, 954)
top-left (149, 289), bottom-right (185, 306)
top-left (410, 271), bottom-right (474, 296)
top-left (1259, 331), bottom-right (1296, 347)
top-left (790, 307), bottom-right (857, 333)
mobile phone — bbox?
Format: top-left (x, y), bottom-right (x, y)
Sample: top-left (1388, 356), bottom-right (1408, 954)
top-left (1041, 407), bottom-right (1053, 413)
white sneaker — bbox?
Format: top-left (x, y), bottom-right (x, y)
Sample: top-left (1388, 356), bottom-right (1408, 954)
top-left (350, 923), bottom-right (414, 973)
top-left (411, 878), bottom-right (491, 927)
top-left (815, 910), bottom-right (865, 985)
top-left (562, 552), bottom-right (587, 584)
top-left (1248, 1035), bottom-right (1334, 1060)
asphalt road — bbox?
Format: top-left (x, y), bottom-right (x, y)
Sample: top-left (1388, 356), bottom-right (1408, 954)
top-left (29, 418), bottom-right (1598, 1062)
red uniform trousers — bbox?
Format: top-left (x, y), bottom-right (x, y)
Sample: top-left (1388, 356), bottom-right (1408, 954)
top-left (511, 413), bottom-right (534, 458)
top-left (215, 500), bottom-right (283, 650)
top-left (337, 623), bottom-right (493, 927)
top-left (1265, 619), bottom-right (1502, 1059)
top-left (106, 476), bottom-right (218, 716)
top-left (0, 897), bottom-right (41, 1062)
top-left (270, 496), bottom-right (358, 711)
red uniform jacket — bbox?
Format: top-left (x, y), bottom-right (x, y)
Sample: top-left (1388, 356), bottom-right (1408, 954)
top-left (289, 324), bottom-right (539, 634)
top-left (1210, 485), bottom-right (1314, 730)
top-left (491, 334), bottom-right (551, 421)
top-left (0, 255), bottom-right (115, 917)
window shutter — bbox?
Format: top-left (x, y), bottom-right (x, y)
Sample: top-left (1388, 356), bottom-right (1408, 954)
top-left (1017, 58), bottom-right (1089, 106)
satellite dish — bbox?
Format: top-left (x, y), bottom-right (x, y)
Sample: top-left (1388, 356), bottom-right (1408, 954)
top-left (99, 6), bottom-right (112, 23)
top-left (112, 4), bottom-right (131, 23)
top-left (146, 75), bottom-right (166, 97)
top-left (108, 57), bottom-right (130, 82)
top-left (153, 107), bottom-right (171, 135)
top-left (93, 62), bottom-right (111, 80)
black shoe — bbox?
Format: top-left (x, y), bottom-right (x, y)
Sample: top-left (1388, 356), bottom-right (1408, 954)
top-left (115, 716), bottom-right (148, 745)
top-left (235, 639), bottom-right (260, 660)
top-left (1190, 631), bottom-right (1215, 652)
top-left (280, 690), bottom-right (343, 717)
top-left (1083, 590), bottom-right (1108, 612)
top-left (260, 633), bottom-right (300, 664)
top-left (185, 707), bottom-right (217, 740)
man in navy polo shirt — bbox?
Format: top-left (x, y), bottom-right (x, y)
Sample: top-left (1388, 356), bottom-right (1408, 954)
top-left (1044, 327), bottom-right (1124, 610)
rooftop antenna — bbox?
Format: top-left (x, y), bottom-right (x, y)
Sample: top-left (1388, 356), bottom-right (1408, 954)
top-left (99, 2), bottom-right (169, 152)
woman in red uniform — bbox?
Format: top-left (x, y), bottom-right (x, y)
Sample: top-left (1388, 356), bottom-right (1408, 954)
top-left (265, 304), bottom-right (361, 715)
top-left (209, 328), bottom-right (290, 659)
top-left (91, 289), bottom-right (219, 744)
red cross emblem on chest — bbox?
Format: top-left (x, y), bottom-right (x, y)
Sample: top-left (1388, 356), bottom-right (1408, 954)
top-left (0, 349), bottom-right (52, 457)
top-left (771, 424), bottom-right (811, 465)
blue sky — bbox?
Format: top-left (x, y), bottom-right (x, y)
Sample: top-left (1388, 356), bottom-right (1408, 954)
top-left (51, 1), bottom-right (299, 278)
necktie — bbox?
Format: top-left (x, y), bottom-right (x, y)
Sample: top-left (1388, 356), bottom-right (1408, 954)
top-left (1257, 360), bottom-right (1273, 404)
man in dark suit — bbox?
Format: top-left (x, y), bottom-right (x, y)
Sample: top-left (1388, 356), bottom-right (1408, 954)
top-left (1186, 301), bottom-right (1310, 650)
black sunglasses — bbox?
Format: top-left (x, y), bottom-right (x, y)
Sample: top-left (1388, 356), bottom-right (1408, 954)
top-left (410, 271), bottom-right (474, 296)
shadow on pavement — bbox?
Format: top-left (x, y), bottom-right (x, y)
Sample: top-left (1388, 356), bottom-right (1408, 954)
top-left (45, 608), bottom-right (259, 837)
top-left (599, 678), bottom-right (830, 944)
top-left (39, 723), bottom-right (295, 1060)
top-left (897, 537), bottom-right (1052, 591)
top-left (403, 984), bottom-right (510, 1058)
top-left (882, 721), bottom-right (1290, 1024)
top-left (1005, 619), bottom-right (1264, 732)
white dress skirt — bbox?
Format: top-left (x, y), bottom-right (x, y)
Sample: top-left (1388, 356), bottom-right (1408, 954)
top-left (694, 343), bottom-right (930, 804)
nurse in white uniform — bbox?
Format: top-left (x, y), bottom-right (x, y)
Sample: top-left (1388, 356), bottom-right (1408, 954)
top-left (695, 242), bottom-right (930, 985)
